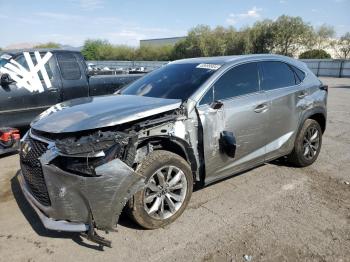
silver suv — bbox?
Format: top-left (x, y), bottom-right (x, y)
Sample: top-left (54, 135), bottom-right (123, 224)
top-left (18, 54), bottom-right (327, 246)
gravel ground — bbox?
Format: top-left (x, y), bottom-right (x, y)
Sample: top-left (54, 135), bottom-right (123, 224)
top-left (0, 77), bottom-right (349, 262)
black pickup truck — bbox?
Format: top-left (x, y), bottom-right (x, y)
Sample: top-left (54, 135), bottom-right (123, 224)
top-left (0, 49), bottom-right (142, 154)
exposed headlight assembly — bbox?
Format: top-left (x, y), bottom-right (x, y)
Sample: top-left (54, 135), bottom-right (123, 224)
top-left (55, 130), bottom-right (129, 155)
top-left (53, 130), bottom-right (134, 176)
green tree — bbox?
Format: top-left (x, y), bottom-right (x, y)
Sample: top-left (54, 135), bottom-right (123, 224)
top-left (271, 15), bottom-right (313, 56)
top-left (172, 40), bottom-right (190, 60)
top-left (332, 32), bottom-right (350, 59)
top-left (224, 28), bottom-right (249, 55)
top-left (135, 45), bottom-right (172, 61)
top-left (186, 25), bottom-right (210, 57)
top-left (109, 45), bottom-right (135, 60)
top-left (312, 24), bottom-right (335, 49)
top-left (34, 42), bottom-right (60, 48)
top-left (299, 49), bottom-right (331, 59)
top-left (81, 39), bottom-right (106, 60)
top-left (248, 20), bottom-right (274, 54)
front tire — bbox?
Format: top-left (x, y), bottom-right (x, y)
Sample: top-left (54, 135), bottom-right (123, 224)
top-left (128, 150), bottom-right (193, 229)
top-left (288, 119), bottom-right (322, 167)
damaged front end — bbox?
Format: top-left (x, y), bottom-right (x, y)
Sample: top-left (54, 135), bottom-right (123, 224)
top-left (18, 92), bottom-right (197, 247)
top-left (18, 129), bottom-right (146, 247)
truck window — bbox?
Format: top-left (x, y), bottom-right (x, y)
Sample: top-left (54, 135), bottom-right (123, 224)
top-left (14, 54), bottom-right (53, 80)
top-left (57, 53), bottom-right (82, 80)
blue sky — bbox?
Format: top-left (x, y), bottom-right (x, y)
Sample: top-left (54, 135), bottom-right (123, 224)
top-left (0, 0), bottom-right (349, 48)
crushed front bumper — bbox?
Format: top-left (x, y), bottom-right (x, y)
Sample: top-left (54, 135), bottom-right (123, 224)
top-left (18, 172), bottom-right (89, 232)
top-left (18, 144), bottom-right (145, 232)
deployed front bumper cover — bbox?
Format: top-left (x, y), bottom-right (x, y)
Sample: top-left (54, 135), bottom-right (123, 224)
top-left (18, 142), bottom-right (145, 232)
top-left (18, 172), bottom-right (89, 232)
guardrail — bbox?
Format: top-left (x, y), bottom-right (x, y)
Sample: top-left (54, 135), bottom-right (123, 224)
top-left (88, 59), bottom-right (350, 78)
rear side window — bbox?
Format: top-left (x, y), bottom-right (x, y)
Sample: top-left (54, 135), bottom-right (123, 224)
top-left (213, 62), bottom-right (259, 101)
top-left (260, 61), bottom-right (296, 90)
top-left (57, 53), bottom-right (81, 80)
top-left (291, 65), bottom-right (305, 83)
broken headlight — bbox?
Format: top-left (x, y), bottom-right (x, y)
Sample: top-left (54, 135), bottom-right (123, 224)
top-left (55, 130), bottom-right (129, 155)
top-left (53, 145), bottom-right (122, 176)
top-left (53, 130), bottom-right (132, 176)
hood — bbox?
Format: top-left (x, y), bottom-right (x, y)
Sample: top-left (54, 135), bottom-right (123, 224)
top-left (31, 95), bottom-right (182, 133)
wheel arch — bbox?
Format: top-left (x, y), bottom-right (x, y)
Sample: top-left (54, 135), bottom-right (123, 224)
top-left (137, 136), bottom-right (198, 180)
top-left (299, 107), bottom-right (327, 134)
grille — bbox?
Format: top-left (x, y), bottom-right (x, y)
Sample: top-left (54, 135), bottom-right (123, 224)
top-left (20, 135), bottom-right (51, 206)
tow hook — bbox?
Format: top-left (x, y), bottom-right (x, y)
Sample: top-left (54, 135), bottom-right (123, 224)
top-left (80, 213), bottom-right (112, 248)
top-left (81, 228), bottom-right (112, 248)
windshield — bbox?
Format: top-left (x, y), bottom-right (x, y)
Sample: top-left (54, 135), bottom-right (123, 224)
top-left (0, 54), bottom-right (12, 68)
top-left (121, 63), bottom-right (219, 100)
top-left (0, 59), bottom-right (8, 68)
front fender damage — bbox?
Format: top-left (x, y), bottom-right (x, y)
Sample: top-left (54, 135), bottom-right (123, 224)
top-left (40, 147), bottom-right (145, 247)
top-left (93, 159), bottom-right (145, 230)
top-left (82, 159), bottom-right (145, 247)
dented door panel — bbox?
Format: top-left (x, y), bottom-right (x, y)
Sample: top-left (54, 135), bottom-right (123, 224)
top-left (197, 92), bottom-right (269, 183)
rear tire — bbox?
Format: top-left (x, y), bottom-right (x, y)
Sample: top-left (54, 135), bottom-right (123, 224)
top-left (288, 119), bottom-right (322, 167)
top-left (128, 150), bottom-right (193, 229)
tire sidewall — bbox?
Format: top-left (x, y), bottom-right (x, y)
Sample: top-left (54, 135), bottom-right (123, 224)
top-left (131, 150), bottom-right (193, 229)
top-left (295, 119), bottom-right (322, 166)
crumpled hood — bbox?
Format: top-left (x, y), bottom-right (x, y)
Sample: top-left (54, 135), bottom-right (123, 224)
top-left (31, 95), bottom-right (182, 133)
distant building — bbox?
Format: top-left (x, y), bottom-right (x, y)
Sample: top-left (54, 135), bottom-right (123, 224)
top-left (140, 36), bottom-right (186, 47)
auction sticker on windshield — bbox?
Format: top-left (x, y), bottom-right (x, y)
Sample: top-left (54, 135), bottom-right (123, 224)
top-left (196, 63), bottom-right (222, 70)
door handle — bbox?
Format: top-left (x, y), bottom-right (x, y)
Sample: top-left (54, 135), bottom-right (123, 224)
top-left (254, 103), bottom-right (268, 113)
top-left (298, 91), bottom-right (308, 99)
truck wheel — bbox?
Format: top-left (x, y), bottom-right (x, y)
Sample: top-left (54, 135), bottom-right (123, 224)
top-left (288, 119), bottom-right (322, 167)
top-left (128, 150), bottom-right (193, 229)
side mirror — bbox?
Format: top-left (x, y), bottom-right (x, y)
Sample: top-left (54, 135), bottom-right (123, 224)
top-left (210, 100), bottom-right (223, 110)
top-left (0, 73), bottom-right (14, 86)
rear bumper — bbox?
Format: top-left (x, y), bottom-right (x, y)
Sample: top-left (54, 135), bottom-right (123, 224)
top-left (19, 144), bottom-right (145, 232)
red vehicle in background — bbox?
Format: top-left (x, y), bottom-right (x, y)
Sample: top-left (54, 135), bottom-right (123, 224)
top-left (0, 127), bottom-right (20, 155)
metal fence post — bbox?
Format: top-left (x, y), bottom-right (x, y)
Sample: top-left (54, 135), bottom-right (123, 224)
top-left (339, 60), bottom-right (344, 78)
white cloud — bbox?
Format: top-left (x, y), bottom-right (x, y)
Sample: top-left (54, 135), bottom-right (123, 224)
top-left (279, 0), bottom-right (287, 3)
top-left (226, 6), bottom-right (262, 25)
top-left (78, 0), bottom-right (104, 10)
top-left (36, 12), bottom-right (82, 20)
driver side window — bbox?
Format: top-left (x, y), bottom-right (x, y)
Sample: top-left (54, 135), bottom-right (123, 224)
top-left (214, 62), bottom-right (260, 101)
top-left (199, 62), bottom-right (260, 105)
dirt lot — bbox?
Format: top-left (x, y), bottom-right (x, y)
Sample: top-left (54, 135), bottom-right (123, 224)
top-left (0, 77), bottom-right (349, 262)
